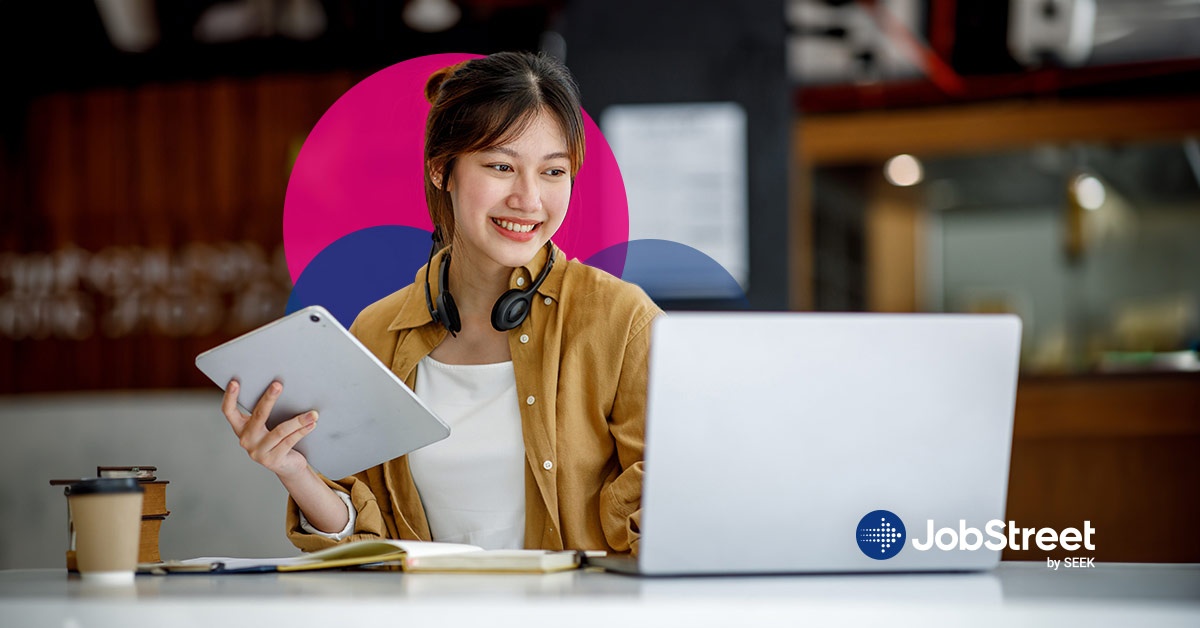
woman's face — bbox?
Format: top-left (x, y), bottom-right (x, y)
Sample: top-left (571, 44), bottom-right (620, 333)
top-left (445, 110), bottom-right (572, 272)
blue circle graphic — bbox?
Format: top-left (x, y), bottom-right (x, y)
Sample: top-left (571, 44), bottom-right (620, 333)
top-left (288, 231), bottom-right (754, 329)
top-left (584, 239), bottom-right (749, 309)
top-left (856, 510), bottom-right (906, 560)
top-left (286, 225), bottom-right (431, 327)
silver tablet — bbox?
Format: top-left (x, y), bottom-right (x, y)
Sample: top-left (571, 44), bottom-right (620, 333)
top-left (195, 305), bottom-right (450, 480)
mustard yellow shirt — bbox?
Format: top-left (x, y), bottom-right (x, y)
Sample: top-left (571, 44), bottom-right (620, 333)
top-left (286, 243), bottom-right (662, 555)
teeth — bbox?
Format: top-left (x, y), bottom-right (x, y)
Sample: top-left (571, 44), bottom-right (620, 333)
top-left (494, 219), bottom-right (536, 234)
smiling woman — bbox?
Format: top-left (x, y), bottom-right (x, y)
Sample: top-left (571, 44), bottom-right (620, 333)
top-left (441, 113), bottom-right (572, 274)
top-left (422, 53), bottom-right (585, 249)
top-left (217, 51), bottom-right (663, 557)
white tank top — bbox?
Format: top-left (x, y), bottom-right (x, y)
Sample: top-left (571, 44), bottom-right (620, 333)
top-left (408, 355), bottom-right (526, 549)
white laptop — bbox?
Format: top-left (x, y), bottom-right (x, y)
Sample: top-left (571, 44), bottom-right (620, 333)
top-left (593, 312), bottom-right (1022, 575)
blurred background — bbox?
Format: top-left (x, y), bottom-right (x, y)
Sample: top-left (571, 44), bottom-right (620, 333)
top-left (0, 0), bottom-right (1197, 567)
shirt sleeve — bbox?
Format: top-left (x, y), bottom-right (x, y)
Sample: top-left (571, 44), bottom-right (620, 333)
top-left (599, 306), bottom-right (661, 556)
top-left (297, 488), bottom-right (357, 540)
top-left (285, 467), bottom-right (398, 552)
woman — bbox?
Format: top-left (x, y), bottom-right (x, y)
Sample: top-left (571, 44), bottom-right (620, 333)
top-left (222, 51), bottom-right (661, 555)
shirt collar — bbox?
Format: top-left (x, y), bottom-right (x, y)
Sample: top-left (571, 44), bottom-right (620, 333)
top-left (387, 241), bottom-right (565, 332)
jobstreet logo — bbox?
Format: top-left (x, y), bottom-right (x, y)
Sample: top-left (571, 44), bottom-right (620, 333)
top-left (911, 519), bottom-right (1097, 552)
top-left (856, 510), bottom-right (907, 560)
top-left (856, 511), bottom-right (1097, 560)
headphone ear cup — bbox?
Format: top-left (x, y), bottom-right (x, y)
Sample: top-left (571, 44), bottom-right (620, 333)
top-left (432, 245), bottom-right (462, 335)
top-left (491, 289), bottom-right (531, 332)
top-left (439, 290), bottom-right (462, 334)
top-left (489, 244), bottom-right (555, 333)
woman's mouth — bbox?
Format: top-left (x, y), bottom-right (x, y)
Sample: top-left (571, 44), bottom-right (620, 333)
top-left (491, 218), bottom-right (540, 238)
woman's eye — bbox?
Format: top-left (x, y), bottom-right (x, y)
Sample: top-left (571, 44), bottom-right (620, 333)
top-left (545, 168), bottom-right (567, 177)
top-left (489, 164), bottom-right (513, 173)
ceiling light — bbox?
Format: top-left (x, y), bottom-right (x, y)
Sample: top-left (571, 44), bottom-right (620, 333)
top-left (94, 0), bottom-right (160, 52)
top-left (403, 0), bottom-right (461, 33)
top-left (884, 154), bottom-right (923, 187)
top-left (1073, 174), bottom-right (1106, 210)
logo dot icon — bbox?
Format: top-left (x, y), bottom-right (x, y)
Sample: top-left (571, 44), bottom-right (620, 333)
top-left (857, 510), bottom-right (906, 560)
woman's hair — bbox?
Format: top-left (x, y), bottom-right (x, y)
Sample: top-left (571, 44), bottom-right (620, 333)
top-left (423, 51), bottom-right (585, 244)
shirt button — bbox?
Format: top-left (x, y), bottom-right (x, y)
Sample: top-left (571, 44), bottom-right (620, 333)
top-left (526, 395), bottom-right (536, 405)
top-left (516, 276), bottom-right (526, 287)
top-left (543, 297), bottom-right (552, 305)
top-left (543, 460), bottom-right (553, 470)
top-left (519, 334), bottom-right (529, 344)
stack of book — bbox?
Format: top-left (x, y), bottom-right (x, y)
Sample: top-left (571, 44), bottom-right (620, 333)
top-left (98, 466), bottom-right (170, 563)
top-left (50, 465), bottom-right (171, 569)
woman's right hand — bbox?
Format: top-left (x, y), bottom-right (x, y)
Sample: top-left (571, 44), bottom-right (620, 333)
top-left (221, 379), bottom-right (318, 479)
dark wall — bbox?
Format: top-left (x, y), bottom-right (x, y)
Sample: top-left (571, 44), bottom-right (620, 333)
top-left (560, 0), bottom-right (790, 310)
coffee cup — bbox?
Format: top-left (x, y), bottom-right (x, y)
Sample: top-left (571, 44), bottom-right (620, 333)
top-left (65, 478), bottom-right (144, 583)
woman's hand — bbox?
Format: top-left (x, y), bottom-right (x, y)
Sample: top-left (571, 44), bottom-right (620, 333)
top-left (222, 379), bottom-right (318, 480)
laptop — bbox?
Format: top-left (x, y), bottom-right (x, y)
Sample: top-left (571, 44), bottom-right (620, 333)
top-left (592, 312), bottom-right (1022, 575)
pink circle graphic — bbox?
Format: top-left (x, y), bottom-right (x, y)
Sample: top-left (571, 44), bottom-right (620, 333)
top-left (283, 52), bottom-right (629, 283)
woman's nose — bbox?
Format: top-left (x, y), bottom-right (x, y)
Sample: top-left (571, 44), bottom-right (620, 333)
top-left (507, 173), bottom-right (542, 211)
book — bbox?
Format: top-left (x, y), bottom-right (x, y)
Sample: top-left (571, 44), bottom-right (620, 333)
top-left (402, 547), bottom-right (584, 573)
top-left (97, 465), bottom-right (157, 480)
top-left (139, 539), bottom-right (587, 574)
top-left (139, 481), bottom-right (170, 517)
top-left (49, 474), bottom-right (169, 518)
top-left (140, 516), bottom-right (167, 563)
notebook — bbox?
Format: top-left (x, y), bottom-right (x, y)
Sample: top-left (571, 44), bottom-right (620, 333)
top-left (140, 539), bottom-right (583, 574)
top-left (591, 312), bottom-right (1022, 575)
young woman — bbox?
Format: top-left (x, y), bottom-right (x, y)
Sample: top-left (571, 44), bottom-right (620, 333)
top-left (221, 52), bottom-right (661, 555)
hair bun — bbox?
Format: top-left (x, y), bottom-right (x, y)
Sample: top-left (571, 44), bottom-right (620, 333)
top-left (424, 61), bottom-right (468, 104)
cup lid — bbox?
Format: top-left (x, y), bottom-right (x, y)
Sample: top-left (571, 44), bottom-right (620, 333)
top-left (64, 477), bottom-right (144, 496)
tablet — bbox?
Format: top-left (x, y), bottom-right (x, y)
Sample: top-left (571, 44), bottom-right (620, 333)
top-left (195, 305), bottom-right (450, 480)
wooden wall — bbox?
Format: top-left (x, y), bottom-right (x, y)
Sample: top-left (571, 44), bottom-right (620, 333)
top-left (1, 73), bottom-right (357, 393)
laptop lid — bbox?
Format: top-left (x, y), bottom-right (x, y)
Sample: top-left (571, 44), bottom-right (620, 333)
top-left (636, 312), bottom-right (1022, 575)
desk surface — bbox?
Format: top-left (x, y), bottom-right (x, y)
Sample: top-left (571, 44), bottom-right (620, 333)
top-left (2, 562), bottom-right (1198, 627)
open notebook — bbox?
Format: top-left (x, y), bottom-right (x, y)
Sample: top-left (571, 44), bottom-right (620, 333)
top-left (140, 539), bottom-right (586, 574)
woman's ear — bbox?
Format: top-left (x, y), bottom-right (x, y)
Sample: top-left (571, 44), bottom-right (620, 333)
top-left (431, 158), bottom-right (456, 191)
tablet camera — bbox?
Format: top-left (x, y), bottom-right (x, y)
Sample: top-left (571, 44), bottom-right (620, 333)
top-left (310, 314), bottom-right (320, 323)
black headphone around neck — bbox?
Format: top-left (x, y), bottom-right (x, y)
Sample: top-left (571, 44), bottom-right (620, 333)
top-left (424, 230), bottom-right (556, 336)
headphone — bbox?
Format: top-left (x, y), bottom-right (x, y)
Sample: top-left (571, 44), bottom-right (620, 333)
top-left (424, 229), bottom-right (556, 336)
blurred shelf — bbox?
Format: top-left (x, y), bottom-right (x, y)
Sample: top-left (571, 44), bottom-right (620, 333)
top-left (797, 94), bottom-right (1200, 164)
top-left (1014, 370), bottom-right (1200, 439)
top-left (796, 57), bottom-right (1200, 115)
top-left (1005, 369), bottom-right (1200, 562)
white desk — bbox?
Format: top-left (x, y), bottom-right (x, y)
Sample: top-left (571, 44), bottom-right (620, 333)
top-left (2, 562), bottom-right (1197, 627)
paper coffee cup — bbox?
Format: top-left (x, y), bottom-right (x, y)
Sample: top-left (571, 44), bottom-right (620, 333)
top-left (65, 478), bottom-right (144, 582)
